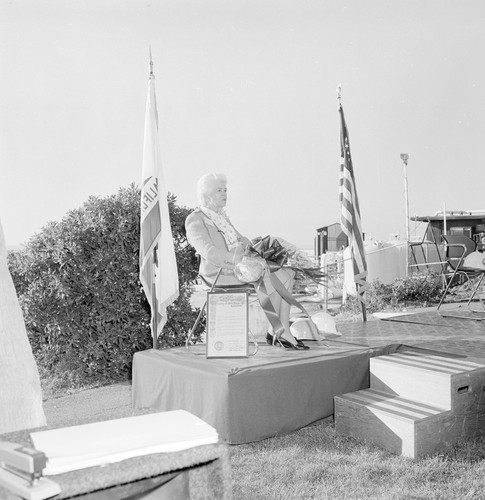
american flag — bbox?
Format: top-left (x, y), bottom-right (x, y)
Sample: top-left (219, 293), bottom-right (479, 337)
top-left (339, 102), bottom-right (368, 304)
top-left (139, 67), bottom-right (179, 342)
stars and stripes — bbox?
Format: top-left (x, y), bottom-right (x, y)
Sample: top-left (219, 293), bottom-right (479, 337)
top-left (339, 103), bottom-right (368, 303)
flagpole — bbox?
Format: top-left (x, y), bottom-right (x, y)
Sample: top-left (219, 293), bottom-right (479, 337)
top-left (149, 50), bottom-right (158, 350)
top-left (361, 290), bottom-right (367, 322)
top-left (152, 278), bottom-right (158, 349)
top-left (400, 153), bottom-right (410, 277)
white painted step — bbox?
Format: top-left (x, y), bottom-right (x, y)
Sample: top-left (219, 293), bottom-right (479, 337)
top-left (370, 351), bottom-right (485, 410)
top-left (335, 388), bottom-right (449, 458)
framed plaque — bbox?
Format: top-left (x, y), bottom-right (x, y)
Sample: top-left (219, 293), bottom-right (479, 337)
top-left (206, 290), bottom-right (249, 358)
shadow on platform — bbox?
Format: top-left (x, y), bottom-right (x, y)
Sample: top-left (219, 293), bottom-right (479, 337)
top-left (337, 307), bottom-right (485, 360)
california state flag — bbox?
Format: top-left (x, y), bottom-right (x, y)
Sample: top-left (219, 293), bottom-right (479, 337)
top-left (139, 71), bottom-right (179, 339)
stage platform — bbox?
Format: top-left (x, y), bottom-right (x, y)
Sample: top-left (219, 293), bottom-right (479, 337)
top-left (132, 308), bottom-right (485, 445)
top-left (132, 342), bottom-right (378, 444)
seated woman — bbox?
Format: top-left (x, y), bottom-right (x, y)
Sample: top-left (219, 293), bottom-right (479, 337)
top-left (185, 173), bottom-right (308, 350)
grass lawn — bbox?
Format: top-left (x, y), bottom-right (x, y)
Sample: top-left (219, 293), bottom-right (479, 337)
top-left (230, 417), bottom-right (485, 500)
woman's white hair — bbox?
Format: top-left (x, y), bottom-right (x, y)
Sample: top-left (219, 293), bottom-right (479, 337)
top-left (196, 173), bottom-right (227, 206)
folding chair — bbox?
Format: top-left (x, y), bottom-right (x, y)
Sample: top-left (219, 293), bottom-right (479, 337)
top-left (437, 234), bottom-right (485, 319)
top-left (409, 218), bottom-right (447, 274)
top-left (185, 269), bottom-right (260, 354)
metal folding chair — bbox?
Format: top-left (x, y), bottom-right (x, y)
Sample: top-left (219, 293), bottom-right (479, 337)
top-left (409, 218), bottom-right (447, 274)
top-left (437, 235), bottom-right (485, 319)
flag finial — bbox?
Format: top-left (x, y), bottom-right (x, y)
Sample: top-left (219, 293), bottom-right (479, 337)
top-left (336, 84), bottom-right (342, 106)
top-left (149, 46), bottom-right (154, 77)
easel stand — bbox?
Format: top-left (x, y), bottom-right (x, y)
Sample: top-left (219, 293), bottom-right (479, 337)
top-left (186, 270), bottom-right (258, 357)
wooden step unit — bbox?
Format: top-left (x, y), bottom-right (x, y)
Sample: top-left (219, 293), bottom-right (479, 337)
top-left (370, 352), bottom-right (485, 410)
top-left (334, 351), bottom-right (485, 458)
top-left (334, 388), bottom-right (450, 458)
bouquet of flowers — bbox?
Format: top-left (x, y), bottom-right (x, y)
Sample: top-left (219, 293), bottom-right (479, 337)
top-left (246, 235), bottom-right (327, 286)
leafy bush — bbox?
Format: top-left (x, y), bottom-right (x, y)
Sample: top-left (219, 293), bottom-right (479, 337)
top-left (7, 184), bottom-right (204, 387)
top-left (391, 272), bottom-right (443, 305)
top-left (340, 280), bottom-right (393, 316)
top-left (341, 272), bottom-right (443, 316)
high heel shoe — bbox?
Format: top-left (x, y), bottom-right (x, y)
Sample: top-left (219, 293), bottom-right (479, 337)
top-left (266, 332), bottom-right (309, 350)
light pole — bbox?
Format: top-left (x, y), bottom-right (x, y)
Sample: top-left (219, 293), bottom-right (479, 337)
top-left (400, 153), bottom-right (410, 276)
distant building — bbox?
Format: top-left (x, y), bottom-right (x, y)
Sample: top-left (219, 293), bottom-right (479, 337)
top-left (411, 210), bottom-right (485, 251)
top-left (314, 223), bottom-right (348, 258)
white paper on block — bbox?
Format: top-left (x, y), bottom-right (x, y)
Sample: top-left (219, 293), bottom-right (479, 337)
top-left (30, 410), bottom-right (219, 475)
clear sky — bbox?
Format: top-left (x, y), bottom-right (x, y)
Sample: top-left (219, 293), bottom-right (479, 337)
top-left (1, 0), bottom-right (485, 251)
